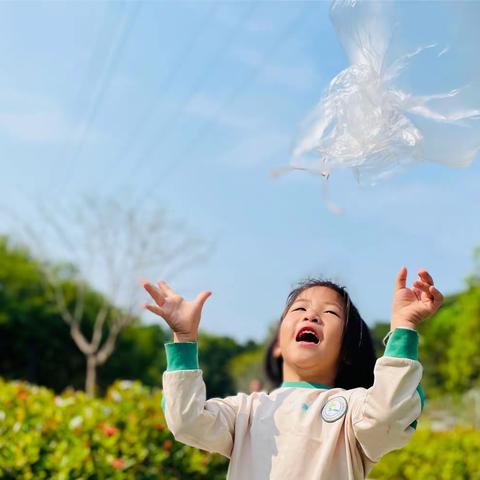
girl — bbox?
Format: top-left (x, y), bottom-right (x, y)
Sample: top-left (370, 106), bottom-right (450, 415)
top-left (143, 267), bottom-right (443, 479)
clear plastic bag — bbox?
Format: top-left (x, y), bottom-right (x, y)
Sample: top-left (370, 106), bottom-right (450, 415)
top-left (281, 0), bottom-right (480, 188)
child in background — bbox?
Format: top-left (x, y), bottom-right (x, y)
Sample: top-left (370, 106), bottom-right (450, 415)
top-left (143, 267), bottom-right (443, 479)
top-left (248, 378), bottom-right (264, 394)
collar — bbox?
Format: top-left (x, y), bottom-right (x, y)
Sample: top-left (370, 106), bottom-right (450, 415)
top-left (280, 381), bottom-right (333, 389)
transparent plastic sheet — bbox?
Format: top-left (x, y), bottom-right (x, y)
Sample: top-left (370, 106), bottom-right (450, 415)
top-left (274, 0), bottom-right (480, 212)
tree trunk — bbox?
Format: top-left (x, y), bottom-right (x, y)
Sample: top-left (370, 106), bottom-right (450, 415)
top-left (86, 354), bottom-right (97, 396)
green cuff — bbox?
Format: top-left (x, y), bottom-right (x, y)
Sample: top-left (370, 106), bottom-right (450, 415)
top-left (165, 342), bottom-right (199, 371)
top-left (417, 384), bottom-right (425, 411)
top-left (384, 328), bottom-right (419, 360)
top-left (409, 384), bottom-right (426, 430)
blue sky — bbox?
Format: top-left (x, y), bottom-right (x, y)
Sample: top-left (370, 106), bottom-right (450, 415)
top-left (0, 1), bottom-right (479, 344)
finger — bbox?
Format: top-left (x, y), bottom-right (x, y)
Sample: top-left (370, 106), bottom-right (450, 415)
top-left (195, 291), bottom-right (212, 310)
top-left (413, 280), bottom-right (432, 293)
top-left (144, 303), bottom-right (165, 317)
top-left (413, 287), bottom-right (422, 302)
top-left (418, 269), bottom-right (434, 286)
top-left (421, 289), bottom-right (434, 303)
top-left (143, 282), bottom-right (166, 306)
top-left (413, 281), bottom-right (434, 302)
top-left (395, 266), bottom-right (408, 290)
top-left (430, 286), bottom-right (444, 309)
top-left (157, 280), bottom-right (175, 296)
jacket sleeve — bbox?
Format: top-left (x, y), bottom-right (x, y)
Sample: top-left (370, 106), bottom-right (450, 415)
top-left (161, 341), bottom-right (242, 458)
top-left (351, 327), bottom-right (425, 463)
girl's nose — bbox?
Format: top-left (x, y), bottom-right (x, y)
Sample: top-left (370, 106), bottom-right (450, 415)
top-left (304, 311), bottom-right (320, 323)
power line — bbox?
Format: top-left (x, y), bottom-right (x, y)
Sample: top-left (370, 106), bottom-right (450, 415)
top-left (109, 2), bottom-right (258, 194)
top-left (131, 3), bottom-right (313, 210)
top-left (58, 1), bottom-right (142, 195)
top-left (96, 1), bottom-right (219, 192)
top-left (49, 2), bottom-right (117, 193)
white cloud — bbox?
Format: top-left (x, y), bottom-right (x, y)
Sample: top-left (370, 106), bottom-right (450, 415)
top-left (0, 87), bottom-right (102, 145)
top-left (221, 130), bottom-right (291, 168)
top-left (183, 92), bottom-right (294, 168)
top-left (185, 93), bottom-right (253, 130)
top-left (232, 47), bottom-right (320, 91)
top-left (215, 9), bottom-right (273, 34)
top-left (336, 168), bottom-right (480, 260)
top-left (0, 88), bottom-right (52, 110)
top-left (0, 110), bottom-right (95, 144)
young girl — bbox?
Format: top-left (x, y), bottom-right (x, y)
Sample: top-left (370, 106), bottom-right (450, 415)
top-left (143, 267), bottom-right (443, 479)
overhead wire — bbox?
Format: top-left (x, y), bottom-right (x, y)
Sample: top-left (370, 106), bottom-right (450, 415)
top-left (58, 1), bottom-right (142, 195)
top-left (108, 2), bottom-right (258, 194)
top-left (49, 1), bottom-right (117, 194)
top-left (130, 3), bottom-right (314, 210)
top-left (96, 1), bottom-right (220, 192)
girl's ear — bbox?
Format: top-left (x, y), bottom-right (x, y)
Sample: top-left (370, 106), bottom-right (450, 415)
top-left (272, 342), bottom-right (282, 359)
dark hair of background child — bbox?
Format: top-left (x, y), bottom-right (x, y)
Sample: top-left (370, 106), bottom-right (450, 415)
top-left (264, 278), bottom-right (377, 390)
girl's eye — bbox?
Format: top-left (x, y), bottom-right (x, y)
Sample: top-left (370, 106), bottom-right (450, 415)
top-left (293, 307), bottom-right (339, 317)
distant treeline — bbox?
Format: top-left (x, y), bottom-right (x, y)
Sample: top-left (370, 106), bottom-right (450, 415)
top-left (1, 236), bottom-right (479, 399)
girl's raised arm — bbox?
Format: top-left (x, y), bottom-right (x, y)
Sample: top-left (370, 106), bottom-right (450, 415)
top-left (161, 341), bottom-right (243, 458)
top-left (144, 280), bottom-right (244, 458)
top-left (350, 267), bottom-right (443, 463)
top-left (351, 326), bottom-right (424, 463)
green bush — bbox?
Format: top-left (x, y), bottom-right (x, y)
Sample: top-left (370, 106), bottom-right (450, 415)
top-left (370, 427), bottom-right (480, 479)
top-left (0, 378), bottom-right (228, 479)
top-left (1, 377), bottom-right (479, 479)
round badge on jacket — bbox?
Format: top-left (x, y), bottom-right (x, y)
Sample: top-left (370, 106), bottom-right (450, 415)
top-left (321, 396), bottom-right (348, 422)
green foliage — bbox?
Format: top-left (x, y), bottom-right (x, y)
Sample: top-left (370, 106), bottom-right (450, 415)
top-left (99, 325), bottom-right (168, 392)
top-left (228, 348), bottom-right (267, 393)
top-left (0, 237), bottom-right (86, 391)
top-left (0, 235), bottom-right (130, 392)
top-left (0, 378), bottom-right (228, 479)
top-left (0, 236), bottom-right (160, 393)
top-left (1, 375), bottom-right (478, 480)
top-left (197, 334), bottom-right (255, 398)
top-left (418, 287), bottom-right (480, 398)
top-left (465, 246), bottom-right (480, 289)
top-left (3, 230), bottom-right (480, 402)
top-left (0, 236), bottom-right (259, 398)
top-left (369, 322), bottom-right (390, 358)
top-left (370, 427), bottom-right (480, 479)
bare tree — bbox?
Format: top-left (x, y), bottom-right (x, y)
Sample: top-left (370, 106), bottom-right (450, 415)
top-left (10, 195), bottom-right (211, 395)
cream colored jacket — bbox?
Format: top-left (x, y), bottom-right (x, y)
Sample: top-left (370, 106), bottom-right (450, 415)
top-left (161, 327), bottom-right (424, 479)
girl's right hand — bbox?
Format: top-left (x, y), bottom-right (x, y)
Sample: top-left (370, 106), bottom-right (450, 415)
top-left (391, 267), bottom-right (443, 329)
top-left (143, 280), bottom-right (212, 342)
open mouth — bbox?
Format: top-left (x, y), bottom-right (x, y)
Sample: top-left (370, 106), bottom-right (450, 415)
top-left (295, 328), bottom-right (320, 344)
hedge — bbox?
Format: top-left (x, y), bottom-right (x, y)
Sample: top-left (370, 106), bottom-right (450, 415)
top-left (1, 378), bottom-right (478, 479)
top-left (370, 427), bottom-right (480, 479)
top-left (0, 379), bottom-right (228, 479)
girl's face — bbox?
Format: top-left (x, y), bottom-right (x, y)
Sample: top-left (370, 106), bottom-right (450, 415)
top-left (273, 286), bottom-right (346, 385)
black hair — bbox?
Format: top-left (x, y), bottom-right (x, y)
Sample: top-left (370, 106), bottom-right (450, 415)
top-left (264, 278), bottom-right (376, 390)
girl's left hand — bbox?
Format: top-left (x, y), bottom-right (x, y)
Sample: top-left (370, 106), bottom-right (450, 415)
top-left (391, 267), bottom-right (444, 329)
